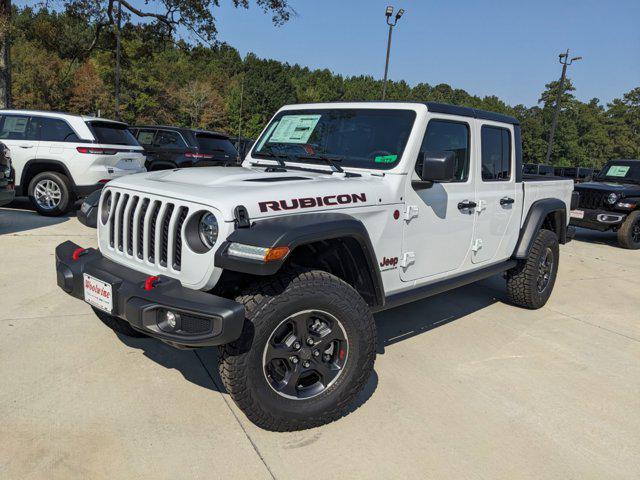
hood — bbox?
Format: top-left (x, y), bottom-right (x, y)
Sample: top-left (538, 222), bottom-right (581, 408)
top-left (107, 166), bottom-right (389, 221)
top-left (575, 181), bottom-right (640, 196)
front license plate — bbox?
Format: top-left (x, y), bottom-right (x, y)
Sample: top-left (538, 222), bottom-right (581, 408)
top-left (83, 273), bottom-right (113, 313)
top-left (570, 209), bottom-right (584, 219)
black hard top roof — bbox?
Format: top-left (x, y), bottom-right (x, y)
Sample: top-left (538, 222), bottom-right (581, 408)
top-left (424, 102), bottom-right (519, 125)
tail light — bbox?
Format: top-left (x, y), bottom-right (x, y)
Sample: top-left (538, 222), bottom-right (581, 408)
top-left (185, 152), bottom-right (214, 159)
top-left (77, 147), bottom-right (119, 155)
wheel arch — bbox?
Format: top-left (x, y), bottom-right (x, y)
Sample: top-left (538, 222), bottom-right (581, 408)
top-left (20, 159), bottom-right (75, 193)
top-left (215, 213), bottom-right (385, 308)
top-left (513, 198), bottom-right (567, 259)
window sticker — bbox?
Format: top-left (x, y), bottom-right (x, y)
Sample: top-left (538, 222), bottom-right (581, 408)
top-left (4, 116), bottom-right (28, 133)
top-left (374, 154), bottom-right (398, 163)
top-left (269, 115), bottom-right (321, 144)
top-left (606, 165), bottom-right (630, 177)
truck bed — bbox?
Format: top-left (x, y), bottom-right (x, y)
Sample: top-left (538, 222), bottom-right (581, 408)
top-left (521, 177), bottom-right (575, 228)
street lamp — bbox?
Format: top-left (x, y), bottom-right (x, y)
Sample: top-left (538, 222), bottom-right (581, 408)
top-left (381, 6), bottom-right (405, 100)
top-left (544, 49), bottom-right (582, 164)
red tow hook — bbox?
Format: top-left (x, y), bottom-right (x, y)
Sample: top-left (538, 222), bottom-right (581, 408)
top-left (72, 247), bottom-right (87, 261)
top-left (144, 275), bottom-right (160, 291)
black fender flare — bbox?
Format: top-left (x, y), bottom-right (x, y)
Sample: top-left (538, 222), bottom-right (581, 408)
top-left (215, 212), bottom-right (385, 307)
top-left (513, 198), bottom-right (567, 259)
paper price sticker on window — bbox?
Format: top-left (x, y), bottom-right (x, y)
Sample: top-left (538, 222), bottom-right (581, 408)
top-left (606, 165), bottom-right (630, 177)
top-left (270, 115), bottom-right (321, 144)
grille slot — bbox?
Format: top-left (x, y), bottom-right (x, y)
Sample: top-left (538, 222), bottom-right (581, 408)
top-left (126, 196), bottom-right (139, 255)
top-left (180, 315), bottom-right (212, 334)
top-left (159, 204), bottom-right (175, 267)
top-left (148, 202), bottom-right (161, 263)
top-left (109, 192), bottom-right (121, 247)
top-left (116, 194), bottom-right (129, 251)
top-left (173, 207), bottom-right (188, 271)
top-left (137, 199), bottom-right (150, 259)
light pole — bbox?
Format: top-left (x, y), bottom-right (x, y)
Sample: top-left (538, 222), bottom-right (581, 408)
top-left (115, 0), bottom-right (122, 120)
top-left (381, 6), bottom-right (405, 101)
top-left (544, 49), bottom-right (581, 164)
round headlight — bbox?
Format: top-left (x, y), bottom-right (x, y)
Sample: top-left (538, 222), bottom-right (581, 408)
top-left (100, 190), bottom-right (112, 225)
top-left (198, 212), bottom-right (218, 249)
top-left (607, 193), bottom-right (619, 204)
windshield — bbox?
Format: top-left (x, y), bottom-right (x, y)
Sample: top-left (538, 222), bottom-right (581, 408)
top-left (252, 109), bottom-right (416, 170)
top-left (196, 134), bottom-right (237, 155)
top-left (597, 161), bottom-right (640, 183)
top-left (88, 121), bottom-right (139, 146)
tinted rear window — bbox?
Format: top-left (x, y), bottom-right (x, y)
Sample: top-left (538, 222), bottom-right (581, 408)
top-left (196, 134), bottom-right (237, 155)
top-left (88, 121), bottom-right (139, 146)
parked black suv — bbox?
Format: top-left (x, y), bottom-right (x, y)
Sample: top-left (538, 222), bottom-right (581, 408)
top-left (570, 159), bottom-right (640, 249)
top-left (130, 126), bottom-right (237, 170)
top-left (0, 141), bottom-right (15, 207)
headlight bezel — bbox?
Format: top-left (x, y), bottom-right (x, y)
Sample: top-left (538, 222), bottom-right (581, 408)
top-left (100, 190), bottom-right (112, 225)
top-left (185, 211), bottom-right (219, 253)
top-left (606, 192), bottom-right (619, 205)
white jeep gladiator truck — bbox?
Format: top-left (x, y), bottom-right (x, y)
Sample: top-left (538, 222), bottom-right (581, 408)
top-left (55, 102), bottom-right (576, 431)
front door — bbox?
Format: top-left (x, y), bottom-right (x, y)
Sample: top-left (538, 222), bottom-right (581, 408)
top-left (471, 123), bottom-right (519, 264)
top-left (0, 114), bottom-right (40, 191)
top-left (401, 117), bottom-right (476, 282)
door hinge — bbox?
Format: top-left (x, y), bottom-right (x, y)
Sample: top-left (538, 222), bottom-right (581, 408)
top-left (399, 251), bottom-right (416, 268)
top-left (476, 200), bottom-right (487, 213)
top-left (471, 238), bottom-right (483, 253)
top-left (404, 205), bottom-right (419, 222)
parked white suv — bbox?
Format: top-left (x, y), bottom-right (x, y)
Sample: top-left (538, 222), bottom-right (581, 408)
top-left (0, 110), bottom-right (146, 216)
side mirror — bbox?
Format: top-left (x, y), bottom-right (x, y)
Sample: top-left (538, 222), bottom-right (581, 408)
top-left (418, 150), bottom-right (456, 182)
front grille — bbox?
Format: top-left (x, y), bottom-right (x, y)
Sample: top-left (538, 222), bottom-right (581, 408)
top-left (578, 190), bottom-right (608, 210)
top-left (106, 192), bottom-right (189, 272)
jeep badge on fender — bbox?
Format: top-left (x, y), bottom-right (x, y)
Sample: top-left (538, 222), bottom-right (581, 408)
top-left (54, 102), bottom-right (575, 431)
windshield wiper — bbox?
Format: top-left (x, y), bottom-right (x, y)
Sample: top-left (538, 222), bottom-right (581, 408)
top-left (252, 148), bottom-right (288, 168)
top-left (294, 154), bottom-right (344, 173)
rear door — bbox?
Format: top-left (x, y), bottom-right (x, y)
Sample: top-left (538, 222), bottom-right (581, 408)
top-left (471, 123), bottom-right (519, 264)
top-left (0, 114), bottom-right (40, 190)
top-left (34, 116), bottom-right (80, 168)
top-left (153, 129), bottom-right (188, 166)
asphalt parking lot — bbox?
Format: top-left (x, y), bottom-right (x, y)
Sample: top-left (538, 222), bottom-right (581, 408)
top-left (1, 201), bottom-right (638, 480)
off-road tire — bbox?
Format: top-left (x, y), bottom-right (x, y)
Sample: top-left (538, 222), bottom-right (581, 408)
top-left (617, 211), bottom-right (640, 250)
top-left (92, 307), bottom-right (148, 338)
top-left (219, 269), bottom-right (376, 431)
top-left (506, 229), bottom-right (559, 309)
top-left (28, 171), bottom-right (74, 216)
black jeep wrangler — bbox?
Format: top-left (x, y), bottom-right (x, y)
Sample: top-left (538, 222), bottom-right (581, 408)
top-left (570, 159), bottom-right (640, 249)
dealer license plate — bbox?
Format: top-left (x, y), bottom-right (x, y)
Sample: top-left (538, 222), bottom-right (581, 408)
top-left (83, 273), bottom-right (113, 313)
top-left (570, 209), bottom-right (584, 219)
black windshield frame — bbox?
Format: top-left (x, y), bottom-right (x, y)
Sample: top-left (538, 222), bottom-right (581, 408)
top-left (252, 108), bottom-right (417, 170)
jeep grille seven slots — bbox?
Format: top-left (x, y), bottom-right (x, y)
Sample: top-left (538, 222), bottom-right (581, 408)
top-left (56, 102), bottom-right (575, 431)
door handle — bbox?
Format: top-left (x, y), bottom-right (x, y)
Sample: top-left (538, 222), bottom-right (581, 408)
top-left (500, 197), bottom-right (515, 206)
top-left (458, 200), bottom-right (477, 211)
top-left (19, 145), bottom-right (34, 149)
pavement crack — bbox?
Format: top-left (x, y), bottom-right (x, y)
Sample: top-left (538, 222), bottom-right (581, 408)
top-left (193, 350), bottom-right (277, 480)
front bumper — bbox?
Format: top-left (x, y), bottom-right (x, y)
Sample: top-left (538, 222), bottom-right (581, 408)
top-left (55, 241), bottom-right (245, 347)
top-left (570, 208), bottom-right (627, 231)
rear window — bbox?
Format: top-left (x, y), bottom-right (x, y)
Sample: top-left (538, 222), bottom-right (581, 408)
top-left (88, 121), bottom-right (139, 146)
top-left (195, 134), bottom-right (237, 155)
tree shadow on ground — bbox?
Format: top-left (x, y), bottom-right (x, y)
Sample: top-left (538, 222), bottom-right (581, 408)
top-left (112, 273), bottom-right (506, 424)
top-left (0, 197), bottom-right (81, 235)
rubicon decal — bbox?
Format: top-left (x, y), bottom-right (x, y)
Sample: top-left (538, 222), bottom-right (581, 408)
top-left (259, 193), bottom-right (367, 213)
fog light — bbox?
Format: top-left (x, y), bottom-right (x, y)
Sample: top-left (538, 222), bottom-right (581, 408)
top-left (165, 311), bottom-right (178, 329)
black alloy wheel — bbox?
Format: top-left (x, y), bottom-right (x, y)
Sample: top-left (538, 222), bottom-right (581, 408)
top-left (263, 309), bottom-right (348, 400)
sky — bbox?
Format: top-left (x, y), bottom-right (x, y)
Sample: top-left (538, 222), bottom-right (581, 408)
top-left (20, 0), bottom-right (640, 107)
